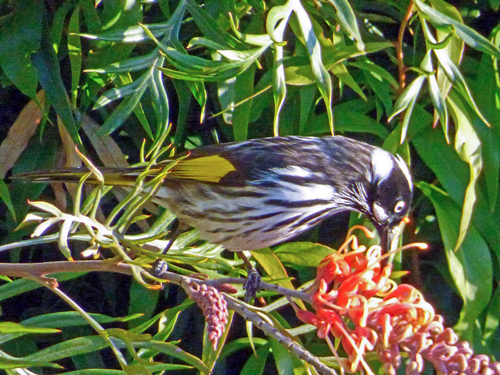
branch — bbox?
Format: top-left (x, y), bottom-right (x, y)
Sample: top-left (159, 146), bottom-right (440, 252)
top-left (0, 259), bottom-right (333, 374)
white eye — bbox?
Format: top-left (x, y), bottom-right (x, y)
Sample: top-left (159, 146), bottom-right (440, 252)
top-left (394, 200), bottom-right (406, 213)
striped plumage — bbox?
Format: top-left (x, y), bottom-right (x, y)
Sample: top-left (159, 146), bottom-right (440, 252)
top-left (18, 136), bottom-right (413, 252)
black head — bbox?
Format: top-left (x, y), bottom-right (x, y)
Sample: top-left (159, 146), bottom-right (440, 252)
top-left (367, 149), bottom-right (413, 252)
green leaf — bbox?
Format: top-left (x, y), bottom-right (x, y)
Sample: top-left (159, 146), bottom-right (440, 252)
top-left (434, 48), bottom-right (490, 126)
top-left (219, 338), bottom-right (269, 359)
top-left (331, 63), bottom-right (366, 101)
top-left (390, 75), bottom-right (426, 142)
top-left (24, 336), bottom-right (108, 362)
top-left (96, 68), bottom-right (153, 136)
top-left (217, 76), bottom-right (236, 124)
top-left (149, 56), bottom-right (170, 140)
top-left (185, 0), bottom-right (242, 50)
top-left (272, 43), bottom-right (287, 136)
top-left (389, 75), bottom-right (426, 123)
top-left (50, 2), bottom-right (74, 54)
top-left (68, 5), bottom-right (82, 106)
top-left (130, 340), bottom-right (210, 373)
top-left (273, 242), bottom-right (334, 267)
top-left (410, 106), bottom-right (500, 264)
top-left (428, 73), bottom-right (449, 139)
top-left (362, 65), bottom-right (392, 115)
top-left (77, 22), bottom-right (174, 43)
top-left (0, 273), bottom-right (87, 302)
top-left (0, 0), bottom-right (43, 100)
top-left (32, 20), bottom-right (81, 146)
top-left (22, 312), bottom-right (142, 330)
top-left (324, 0), bottom-right (364, 50)
top-left (418, 182), bottom-right (492, 340)
top-left (89, 54), bottom-right (157, 74)
top-left (0, 180), bottom-right (16, 220)
top-left (416, 0), bottom-right (500, 58)
top-left (484, 286), bottom-right (500, 346)
top-left (251, 248), bottom-right (294, 292)
top-left (471, 45), bottom-right (500, 212)
top-left (94, 73), bottom-right (150, 109)
top-left (270, 337), bottom-right (303, 373)
top-left (292, 2), bottom-right (334, 134)
top-left (448, 92), bottom-right (482, 251)
top-left (232, 65), bottom-right (256, 141)
top-left (128, 280), bottom-right (160, 329)
top-left (240, 342), bottom-right (271, 375)
top-left (0, 322), bottom-right (59, 334)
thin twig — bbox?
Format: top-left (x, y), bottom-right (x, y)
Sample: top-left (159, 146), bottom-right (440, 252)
top-left (397, 1), bottom-right (415, 94)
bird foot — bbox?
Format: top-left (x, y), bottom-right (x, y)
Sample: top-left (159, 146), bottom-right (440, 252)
top-left (243, 267), bottom-right (262, 302)
top-left (152, 258), bottom-right (169, 278)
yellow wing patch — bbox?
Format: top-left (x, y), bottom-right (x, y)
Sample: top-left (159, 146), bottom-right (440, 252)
top-left (168, 155), bottom-right (236, 183)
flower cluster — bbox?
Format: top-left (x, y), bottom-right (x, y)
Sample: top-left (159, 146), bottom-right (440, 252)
top-left (296, 226), bottom-right (500, 375)
top-left (187, 282), bottom-right (229, 349)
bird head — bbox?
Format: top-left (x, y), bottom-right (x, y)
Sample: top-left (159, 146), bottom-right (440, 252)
top-left (367, 149), bottom-right (413, 253)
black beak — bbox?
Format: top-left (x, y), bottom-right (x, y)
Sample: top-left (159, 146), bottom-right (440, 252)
top-left (377, 225), bottom-right (400, 264)
top-left (377, 226), bottom-right (391, 254)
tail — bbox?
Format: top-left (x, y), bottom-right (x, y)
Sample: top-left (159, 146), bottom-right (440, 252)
top-left (13, 167), bottom-right (141, 186)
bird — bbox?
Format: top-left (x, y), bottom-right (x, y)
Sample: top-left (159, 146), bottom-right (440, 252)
top-left (18, 135), bottom-right (413, 253)
top-left (17, 135), bottom-right (412, 296)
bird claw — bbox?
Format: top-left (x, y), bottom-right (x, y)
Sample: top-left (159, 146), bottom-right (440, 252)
top-left (152, 259), bottom-right (169, 278)
top-left (243, 267), bottom-right (262, 302)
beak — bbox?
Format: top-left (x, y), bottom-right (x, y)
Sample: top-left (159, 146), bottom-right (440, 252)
top-left (377, 227), bottom-right (392, 254)
top-left (377, 219), bottom-right (407, 258)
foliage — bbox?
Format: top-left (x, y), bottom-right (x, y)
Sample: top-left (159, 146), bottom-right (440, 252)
top-left (0, 0), bottom-right (499, 374)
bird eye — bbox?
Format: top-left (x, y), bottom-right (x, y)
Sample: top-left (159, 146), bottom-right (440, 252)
top-left (394, 201), bottom-right (406, 213)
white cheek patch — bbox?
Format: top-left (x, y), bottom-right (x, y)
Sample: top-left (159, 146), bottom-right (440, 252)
top-left (371, 149), bottom-right (394, 184)
top-left (373, 202), bottom-right (388, 222)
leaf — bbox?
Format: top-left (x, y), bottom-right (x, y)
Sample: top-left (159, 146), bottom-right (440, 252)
top-left (324, 0), bottom-right (364, 50)
top-left (428, 73), bottom-right (449, 138)
top-left (32, 21), bottom-right (81, 146)
top-left (77, 22), bottom-right (174, 43)
top-left (418, 182), bottom-right (492, 341)
top-left (251, 248), bottom-right (294, 292)
top-left (88, 54), bottom-right (157, 74)
top-left (434, 48), bottom-right (490, 127)
top-left (217, 77), bottom-right (236, 124)
top-left (471, 44), bottom-right (500, 212)
top-left (68, 5), bottom-right (82, 106)
top-left (149, 56), bottom-right (170, 140)
top-left (0, 322), bottom-right (59, 334)
top-left (0, 273), bottom-right (87, 302)
top-left (232, 65), bottom-right (256, 141)
top-left (291, 0), bottom-right (334, 134)
top-left (240, 342), bottom-right (271, 375)
top-left (0, 91), bottom-right (45, 178)
top-left (185, 0), bottom-right (242, 50)
top-left (416, 0), bottom-right (500, 58)
top-left (96, 68), bottom-right (153, 136)
top-left (448, 92), bottom-right (482, 251)
top-left (389, 75), bottom-right (426, 142)
top-left (0, 0), bottom-right (43, 100)
top-left (266, 4), bottom-right (289, 136)
top-left (270, 337), bottom-right (303, 374)
top-left (273, 242), bottom-right (334, 267)
top-left (410, 106), bottom-right (500, 264)
top-left (80, 115), bottom-right (130, 168)
top-left (0, 180), bottom-right (16, 221)
top-left (331, 63), bottom-right (366, 101)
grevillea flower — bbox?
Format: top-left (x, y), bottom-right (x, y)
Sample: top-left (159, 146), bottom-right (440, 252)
top-left (187, 282), bottom-right (228, 349)
top-left (295, 226), bottom-right (500, 375)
